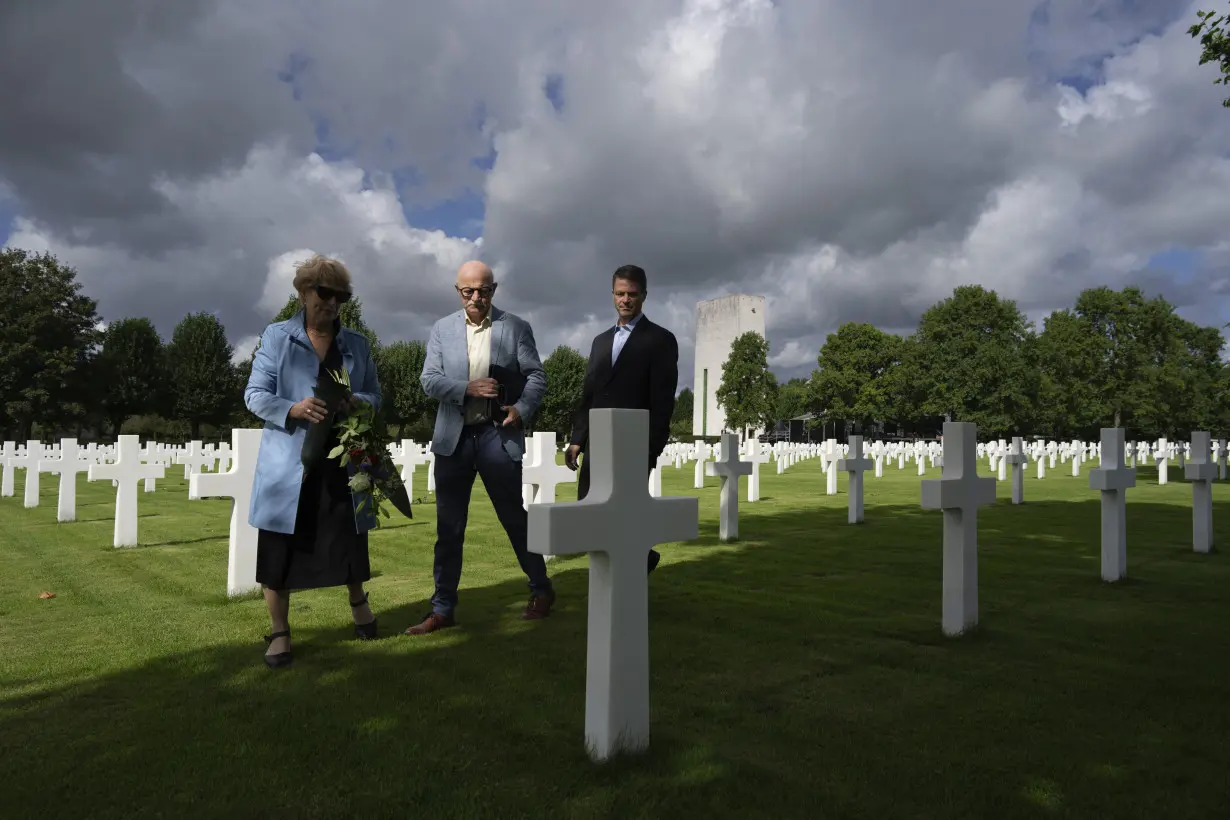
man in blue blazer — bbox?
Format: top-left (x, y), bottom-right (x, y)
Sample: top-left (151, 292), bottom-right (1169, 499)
top-left (408, 261), bottom-right (552, 635)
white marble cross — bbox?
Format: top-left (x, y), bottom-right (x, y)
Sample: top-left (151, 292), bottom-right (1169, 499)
top-left (742, 437), bottom-right (769, 503)
top-left (920, 422), bottom-right (997, 637)
top-left (1006, 437), bottom-right (1028, 505)
top-left (9, 440), bottom-right (43, 508)
top-left (88, 435), bottom-right (166, 548)
top-left (706, 433), bottom-right (752, 542)
top-left (391, 439), bottom-right (428, 498)
top-left (1088, 428), bottom-right (1135, 582)
top-left (1, 440), bottom-right (16, 497)
top-left (692, 440), bottom-right (707, 489)
top-left (176, 440), bottom-right (215, 480)
top-left (1184, 431), bottom-right (1216, 555)
top-left (837, 435), bottom-right (873, 524)
top-left (39, 438), bottom-right (89, 522)
top-left (648, 451), bottom-right (672, 498)
top-left (527, 409), bottom-right (698, 762)
top-left (824, 438), bottom-right (840, 495)
top-left (1154, 438), bottom-right (1169, 485)
top-left (189, 428), bottom-right (263, 596)
top-left (522, 431), bottom-right (576, 505)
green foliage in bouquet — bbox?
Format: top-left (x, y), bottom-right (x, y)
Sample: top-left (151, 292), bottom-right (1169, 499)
top-left (324, 367), bottom-right (413, 524)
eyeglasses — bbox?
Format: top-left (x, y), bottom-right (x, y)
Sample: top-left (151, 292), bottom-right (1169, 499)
top-left (456, 285), bottom-right (496, 300)
top-left (314, 285), bottom-right (351, 304)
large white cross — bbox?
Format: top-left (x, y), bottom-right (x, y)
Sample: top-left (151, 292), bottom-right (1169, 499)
top-left (1006, 437), bottom-right (1028, 505)
top-left (706, 432), bottom-right (752, 542)
top-left (1088, 427), bottom-right (1135, 582)
top-left (39, 438), bottom-right (89, 522)
top-left (522, 431), bottom-right (576, 505)
top-left (190, 428), bottom-right (263, 596)
top-left (88, 435), bottom-right (166, 548)
top-left (9, 440), bottom-right (43, 508)
top-left (527, 409), bottom-right (698, 762)
top-left (920, 422), bottom-right (997, 637)
top-left (837, 435), bottom-right (873, 524)
top-left (1185, 431), bottom-right (1217, 555)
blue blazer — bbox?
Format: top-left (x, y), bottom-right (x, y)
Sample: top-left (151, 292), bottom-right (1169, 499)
top-left (245, 310), bottom-right (382, 535)
top-left (421, 306), bottom-right (547, 459)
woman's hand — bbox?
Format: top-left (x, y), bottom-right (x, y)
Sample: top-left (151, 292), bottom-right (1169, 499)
top-left (289, 396), bottom-right (329, 424)
top-left (339, 395), bottom-right (365, 415)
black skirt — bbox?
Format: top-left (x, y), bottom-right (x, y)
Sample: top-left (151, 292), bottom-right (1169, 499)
top-left (255, 338), bottom-right (370, 592)
top-left (255, 455), bottom-right (371, 591)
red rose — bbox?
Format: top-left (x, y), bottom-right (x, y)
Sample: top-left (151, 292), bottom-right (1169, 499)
top-left (371, 452), bottom-right (381, 465)
top-left (349, 448), bottom-right (365, 461)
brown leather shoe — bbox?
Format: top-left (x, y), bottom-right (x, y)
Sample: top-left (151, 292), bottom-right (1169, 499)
top-left (521, 590), bottom-right (556, 621)
top-left (404, 612), bottom-right (456, 636)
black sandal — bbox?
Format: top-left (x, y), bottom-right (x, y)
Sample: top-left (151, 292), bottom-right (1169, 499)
top-left (263, 629), bottom-right (292, 669)
top-left (350, 592), bottom-right (378, 640)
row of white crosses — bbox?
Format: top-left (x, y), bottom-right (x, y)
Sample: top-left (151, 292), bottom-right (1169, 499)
top-left (922, 424), bottom-right (1223, 637)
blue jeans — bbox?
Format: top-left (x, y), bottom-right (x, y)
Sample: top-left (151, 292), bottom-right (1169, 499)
top-left (431, 424), bottom-right (552, 617)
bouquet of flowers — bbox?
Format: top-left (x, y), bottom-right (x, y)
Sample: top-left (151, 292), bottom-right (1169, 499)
top-left (301, 365), bottom-right (352, 474)
top-left (323, 367), bottom-right (414, 524)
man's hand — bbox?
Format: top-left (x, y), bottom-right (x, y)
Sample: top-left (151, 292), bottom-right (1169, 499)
top-left (564, 444), bottom-right (581, 471)
top-left (289, 396), bottom-right (328, 424)
top-left (466, 377), bottom-right (499, 399)
top-left (501, 405), bottom-right (522, 428)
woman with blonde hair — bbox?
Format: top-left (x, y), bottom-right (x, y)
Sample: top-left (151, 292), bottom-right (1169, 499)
top-left (244, 254), bottom-right (382, 669)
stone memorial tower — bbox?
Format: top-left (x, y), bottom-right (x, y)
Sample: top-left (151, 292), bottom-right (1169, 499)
top-left (692, 294), bottom-right (766, 437)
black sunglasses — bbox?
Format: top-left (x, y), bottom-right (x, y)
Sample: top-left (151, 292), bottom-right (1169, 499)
top-left (314, 285), bottom-right (351, 304)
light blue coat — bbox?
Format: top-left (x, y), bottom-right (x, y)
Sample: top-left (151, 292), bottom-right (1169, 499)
top-left (421, 306), bottom-right (547, 459)
top-left (245, 311), bottom-right (382, 535)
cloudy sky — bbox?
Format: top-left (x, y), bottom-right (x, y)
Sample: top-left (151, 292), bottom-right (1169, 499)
top-left (1, 0), bottom-right (1227, 388)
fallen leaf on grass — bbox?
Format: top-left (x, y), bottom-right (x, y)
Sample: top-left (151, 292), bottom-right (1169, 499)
top-left (38, 591), bottom-right (56, 600)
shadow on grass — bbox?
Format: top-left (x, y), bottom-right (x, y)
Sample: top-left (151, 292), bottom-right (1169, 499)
top-left (1, 498), bottom-right (1229, 818)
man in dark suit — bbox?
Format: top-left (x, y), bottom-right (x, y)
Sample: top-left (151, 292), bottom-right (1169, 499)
top-left (564, 264), bottom-right (679, 574)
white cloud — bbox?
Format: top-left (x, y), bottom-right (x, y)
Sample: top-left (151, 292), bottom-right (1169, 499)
top-left (3, 0), bottom-right (1227, 387)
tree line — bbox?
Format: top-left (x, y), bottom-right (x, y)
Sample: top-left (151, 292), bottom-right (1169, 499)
top-left (713, 284), bottom-right (1230, 441)
top-left (4, 248), bottom-right (1225, 445)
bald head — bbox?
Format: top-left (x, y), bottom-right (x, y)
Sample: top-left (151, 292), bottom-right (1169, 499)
top-left (455, 260), bottom-right (497, 322)
top-left (456, 260), bottom-right (494, 287)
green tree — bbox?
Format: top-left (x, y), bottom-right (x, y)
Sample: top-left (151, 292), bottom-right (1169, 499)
top-left (167, 313), bottom-right (237, 439)
top-left (670, 387), bottom-right (694, 441)
top-left (1190, 5), bottom-right (1230, 107)
top-left (716, 331), bottom-right (777, 434)
top-left (809, 323), bottom-right (904, 433)
top-left (774, 378), bottom-right (810, 422)
top-left (912, 285), bottom-right (1039, 438)
top-left (1213, 354), bottom-right (1230, 436)
top-left (375, 340), bottom-right (433, 439)
top-left (537, 345), bottom-right (588, 439)
top-left (1036, 309), bottom-right (1104, 439)
top-left (0, 248), bottom-right (100, 439)
top-left (97, 318), bottom-right (168, 436)
top-left (1132, 313), bottom-right (1225, 439)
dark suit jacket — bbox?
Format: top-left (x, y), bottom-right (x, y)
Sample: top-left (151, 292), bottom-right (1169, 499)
top-left (570, 314), bottom-right (678, 462)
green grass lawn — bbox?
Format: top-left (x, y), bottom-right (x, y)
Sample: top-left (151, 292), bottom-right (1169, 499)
top-left (2, 455), bottom-right (1229, 819)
